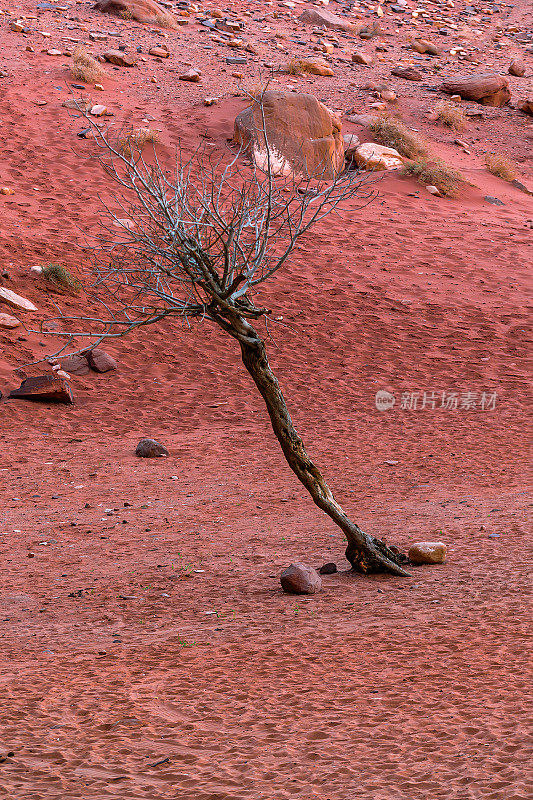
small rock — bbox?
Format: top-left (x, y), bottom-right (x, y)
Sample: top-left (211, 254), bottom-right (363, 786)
top-left (280, 563), bottom-right (322, 595)
top-left (411, 39), bottom-right (441, 56)
top-left (204, 97), bottom-right (217, 106)
top-left (426, 185), bottom-right (441, 196)
top-left (85, 348), bottom-right (117, 373)
top-left (318, 562), bottom-right (337, 575)
top-left (149, 46), bottom-right (170, 59)
top-left (135, 438), bottom-right (169, 458)
top-left (103, 50), bottom-right (136, 67)
top-left (0, 187), bottom-right (15, 196)
top-left (347, 113), bottom-right (378, 128)
top-left (508, 59), bottom-right (525, 77)
top-left (519, 99), bottom-right (533, 116)
top-left (352, 51), bottom-right (373, 66)
top-left (0, 312), bottom-right (21, 329)
top-left (0, 287), bottom-right (37, 312)
top-left (61, 353), bottom-right (90, 376)
top-left (392, 66), bottom-right (423, 82)
top-left (380, 89), bottom-right (397, 103)
top-left (408, 542), bottom-right (447, 565)
top-left (343, 133), bottom-right (360, 158)
top-left (484, 195), bottom-right (504, 206)
top-left (511, 178), bottom-right (533, 197)
top-left (90, 104), bottom-right (107, 117)
top-left (179, 69), bottom-right (201, 82)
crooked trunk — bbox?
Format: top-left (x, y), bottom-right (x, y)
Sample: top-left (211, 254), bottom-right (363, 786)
top-left (238, 329), bottom-right (409, 577)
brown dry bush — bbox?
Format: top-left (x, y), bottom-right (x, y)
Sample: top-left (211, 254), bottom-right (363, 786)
top-left (42, 264), bottom-right (82, 294)
top-left (433, 101), bottom-right (466, 131)
top-left (370, 115), bottom-right (428, 159)
top-left (119, 128), bottom-right (159, 158)
top-left (485, 153), bottom-right (517, 182)
top-left (402, 157), bottom-right (464, 197)
top-left (70, 48), bottom-right (107, 84)
top-left (154, 12), bottom-right (178, 29)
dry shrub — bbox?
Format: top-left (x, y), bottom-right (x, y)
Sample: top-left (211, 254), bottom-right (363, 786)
top-left (153, 12), bottom-right (178, 29)
top-left (70, 47), bottom-right (107, 84)
top-left (402, 157), bottom-right (464, 197)
top-left (485, 153), bottom-right (517, 182)
top-left (119, 9), bottom-right (133, 20)
top-left (433, 101), bottom-right (466, 131)
top-left (42, 264), bottom-right (82, 294)
top-left (120, 127), bottom-right (159, 157)
top-left (370, 115), bottom-right (428, 158)
top-left (287, 59), bottom-right (316, 75)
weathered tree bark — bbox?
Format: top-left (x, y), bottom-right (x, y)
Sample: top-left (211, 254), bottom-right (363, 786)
top-left (212, 309), bottom-right (410, 577)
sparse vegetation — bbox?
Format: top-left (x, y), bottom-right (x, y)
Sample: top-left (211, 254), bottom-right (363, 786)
top-left (485, 153), bottom-right (517, 182)
top-left (154, 12), bottom-right (178, 29)
top-left (119, 9), bottom-right (133, 19)
top-left (120, 127), bottom-right (159, 158)
top-left (42, 264), bottom-right (82, 294)
top-left (433, 101), bottom-right (466, 131)
top-left (70, 48), bottom-right (107, 84)
top-left (370, 115), bottom-right (428, 159)
top-left (286, 58), bottom-right (329, 76)
top-left (402, 157), bottom-right (464, 197)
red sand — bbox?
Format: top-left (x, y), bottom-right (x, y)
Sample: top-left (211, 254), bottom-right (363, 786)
top-left (0, 1), bottom-right (532, 797)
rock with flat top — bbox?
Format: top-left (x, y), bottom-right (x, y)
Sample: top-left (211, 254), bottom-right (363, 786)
top-left (392, 65), bottom-right (423, 81)
top-left (9, 375), bottom-right (74, 404)
top-left (0, 288), bottom-right (37, 312)
top-left (353, 143), bottom-right (403, 171)
top-left (519, 99), bottom-right (533, 116)
top-left (103, 50), bottom-right (137, 67)
top-left (93, 0), bottom-right (177, 27)
top-left (299, 8), bottom-right (358, 34)
top-left (441, 74), bottom-right (511, 107)
top-left (408, 542), bottom-right (447, 565)
top-left (280, 563), bottom-right (322, 594)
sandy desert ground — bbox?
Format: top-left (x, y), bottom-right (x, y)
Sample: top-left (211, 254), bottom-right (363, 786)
top-left (0, 0), bottom-right (532, 797)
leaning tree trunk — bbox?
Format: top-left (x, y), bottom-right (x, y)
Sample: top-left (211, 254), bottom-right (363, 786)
top-left (215, 311), bottom-right (409, 576)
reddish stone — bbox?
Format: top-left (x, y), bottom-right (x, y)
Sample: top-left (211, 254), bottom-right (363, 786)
top-left (86, 348), bottom-right (117, 373)
top-left (9, 375), bottom-right (74, 404)
top-left (280, 563), bottom-right (322, 595)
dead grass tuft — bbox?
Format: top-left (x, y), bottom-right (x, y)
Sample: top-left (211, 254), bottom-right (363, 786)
top-left (42, 264), bottom-right (82, 294)
top-left (70, 47), bottom-right (107, 84)
top-left (484, 153), bottom-right (517, 182)
top-left (153, 12), bottom-right (178, 29)
top-left (402, 157), bottom-right (464, 197)
top-left (370, 115), bottom-right (428, 159)
top-left (433, 101), bottom-right (466, 131)
top-left (119, 127), bottom-right (159, 158)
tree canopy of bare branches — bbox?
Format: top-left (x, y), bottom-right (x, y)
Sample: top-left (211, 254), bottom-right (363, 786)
top-left (41, 96), bottom-right (409, 577)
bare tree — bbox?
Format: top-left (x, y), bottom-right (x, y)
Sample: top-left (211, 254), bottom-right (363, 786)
top-left (43, 99), bottom-right (410, 577)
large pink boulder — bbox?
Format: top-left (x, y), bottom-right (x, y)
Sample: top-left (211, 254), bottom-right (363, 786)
top-left (441, 74), bottom-right (511, 107)
top-left (93, 0), bottom-right (176, 26)
top-left (234, 91), bottom-right (344, 179)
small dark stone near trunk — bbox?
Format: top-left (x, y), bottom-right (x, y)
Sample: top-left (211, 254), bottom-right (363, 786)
top-left (135, 438), bottom-right (169, 458)
top-left (319, 562), bottom-right (337, 574)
